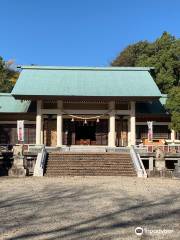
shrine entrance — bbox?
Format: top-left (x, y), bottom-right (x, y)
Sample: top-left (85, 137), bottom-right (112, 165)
top-left (116, 118), bottom-right (128, 147)
top-left (43, 117), bottom-right (128, 147)
top-left (63, 119), bottom-right (108, 146)
top-left (75, 123), bottom-right (96, 145)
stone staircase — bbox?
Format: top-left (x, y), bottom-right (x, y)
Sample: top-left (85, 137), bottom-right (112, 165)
top-left (44, 152), bottom-right (136, 176)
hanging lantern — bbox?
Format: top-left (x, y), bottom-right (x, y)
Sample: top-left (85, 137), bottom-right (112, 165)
top-left (71, 117), bottom-right (74, 122)
top-left (96, 118), bottom-right (100, 123)
top-left (84, 119), bottom-right (87, 124)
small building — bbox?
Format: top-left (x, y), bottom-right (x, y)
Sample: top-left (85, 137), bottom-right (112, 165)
top-left (0, 66), bottom-right (176, 147)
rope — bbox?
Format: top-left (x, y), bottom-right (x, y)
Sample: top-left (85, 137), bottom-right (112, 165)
top-left (62, 110), bottom-right (112, 120)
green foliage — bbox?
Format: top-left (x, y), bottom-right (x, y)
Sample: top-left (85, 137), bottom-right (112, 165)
top-left (112, 32), bottom-right (180, 130)
top-left (112, 41), bottom-right (149, 67)
top-left (0, 56), bottom-right (19, 93)
top-left (112, 32), bottom-right (180, 94)
top-left (166, 87), bottom-right (180, 131)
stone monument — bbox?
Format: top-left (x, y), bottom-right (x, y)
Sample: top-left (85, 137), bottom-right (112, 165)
top-left (8, 145), bottom-right (27, 177)
top-left (174, 159), bottom-right (180, 178)
top-left (155, 147), bottom-right (165, 171)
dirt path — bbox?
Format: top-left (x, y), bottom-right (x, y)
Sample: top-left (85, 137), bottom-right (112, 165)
top-left (0, 176), bottom-right (180, 240)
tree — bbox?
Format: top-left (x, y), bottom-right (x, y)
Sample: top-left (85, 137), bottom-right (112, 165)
top-left (112, 41), bottom-right (149, 67)
top-left (112, 32), bottom-right (180, 131)
top-left (0, 56), bottom-right (19, 92)
top-left (166, 87), bottom-right (180, 132)
top-left (112, 32), bottom-right (180, 94)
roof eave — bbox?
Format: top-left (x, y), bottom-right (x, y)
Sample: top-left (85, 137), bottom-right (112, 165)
top-left (12, 94), bottom-right (161, 101)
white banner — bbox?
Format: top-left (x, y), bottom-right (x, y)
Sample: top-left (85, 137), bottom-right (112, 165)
top-left (147, 121), bottom-right (153, 141)
top-left (17, 120), bottom-right (24, 142)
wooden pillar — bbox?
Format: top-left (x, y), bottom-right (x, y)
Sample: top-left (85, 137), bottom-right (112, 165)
top-left (57, 100), bottom-right (63, 146)
top-left (108, 101), bottom-right (116, 147)
top-left (149, 157), bottom-right (154, 171)
top-left (127, 117), bottom-right (131, 146)
top-left (36, 100), bottom-right (42, 145)
top-left (41, 116), bottom-right (44, 144)
top-left (171, 129), bottom-right (176, 142)
top-left (130, 101), bottom-right (136, 146)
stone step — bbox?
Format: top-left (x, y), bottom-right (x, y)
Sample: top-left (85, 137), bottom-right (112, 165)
top-left (46, 166), bottom-right (134, 170)
top-left (47, 163), bottom-right (132, 166)
top-left (47, 163), bottom-right (133, 166)
top-left (46, 170), bottom-right (136, 174)
top-left (46, 172), bottom-right (136, 176)
top-left (45, 166), bottom-right (135, 171)
top-left (49, 157), bottom-right (131, 162)
top-left (48, 156), bottom-right (131, 160)
top-left (47, 162), bottom-right (133, 167)
top-left (46, 173), bottom-right (136, 176)
top-left (45, 171), bottom-right (136, 176)
top-left (46, 174), bottom-right (136, 176)
top-left (47, 159), bottom-right (132, 162)
top-left (49, 156), bottom-right (131, 160)
top-left (44, 152), bottom-right (136, 177)
top-left (48, 152), bottom-right (129, 156)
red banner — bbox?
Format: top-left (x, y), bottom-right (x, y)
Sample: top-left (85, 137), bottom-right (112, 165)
top-left (17, 120), bottom-right (24, 142)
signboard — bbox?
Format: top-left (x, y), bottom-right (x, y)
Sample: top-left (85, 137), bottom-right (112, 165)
top-left (17, 120), bottom-right (24, 142)
top-left (147, 121), bottom-right (153, 142)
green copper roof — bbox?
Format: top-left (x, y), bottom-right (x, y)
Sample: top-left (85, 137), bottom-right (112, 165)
top-left (12, 66), bottom-right (161, 98)
top-left (159, 94), bottom-right (167, 105)
top-left (136, 95), bottom-right (168, 115)
top-left (0, 93), bottom-right (30, 113)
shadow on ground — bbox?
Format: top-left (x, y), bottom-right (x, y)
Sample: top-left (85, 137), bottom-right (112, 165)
top-left (0, 178), bottom-right (180, 240)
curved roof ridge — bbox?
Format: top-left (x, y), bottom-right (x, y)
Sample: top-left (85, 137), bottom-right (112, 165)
top-left (18, 65), bottom-right (154, 71)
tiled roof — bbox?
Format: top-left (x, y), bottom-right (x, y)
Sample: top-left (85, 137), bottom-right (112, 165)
top-left (12, 66), bottom-right (161, 99)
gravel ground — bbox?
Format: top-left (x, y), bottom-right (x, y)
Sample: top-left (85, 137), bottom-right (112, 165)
top-left (0, 176), bottom-right (180, 240)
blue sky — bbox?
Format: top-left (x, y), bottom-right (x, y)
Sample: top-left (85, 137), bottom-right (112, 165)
top-left (1, 0), bottom-right (180, 66)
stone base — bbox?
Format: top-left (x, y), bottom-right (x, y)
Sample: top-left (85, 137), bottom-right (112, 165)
top-left (148, 169), bottom-right (173, 178)
top-left (173, 172), bottom-right (180, 178)
top-left (155, 160), bottom-right (165, 171)
top-left (8, 155), bottom-right (27, 177)
top-left (9, 167), bottom-right (27, 177)
top-left (173, 162), bottom-right (180, 178)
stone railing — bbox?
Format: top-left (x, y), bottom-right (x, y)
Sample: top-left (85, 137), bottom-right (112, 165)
top-left (130, 145), bottom-right (147, 178)
top-left (135, 144), bottom-right (180, 154)
top-left (23, 144), bottom-right (44, 153)
top-left (33, 146), bottom-right (47, 177)
top-left (0, 144), bottom-right (13, 152)
top-left (106, 146), bottom-right (130, 153)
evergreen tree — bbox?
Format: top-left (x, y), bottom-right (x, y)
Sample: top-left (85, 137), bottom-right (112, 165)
top-left (166, 87), bottom-right (180, 132)
top-left (112, 32), bottom-right (180, 93)
top-left (112, 32), bottom-right (180, 131)
top-left (0, 57), bottom-right (19, 92)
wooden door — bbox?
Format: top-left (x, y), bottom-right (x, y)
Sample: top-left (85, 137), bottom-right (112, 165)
top-left (63, 119), bottom-right (75, 146)
top-left (95, 120), bottom-right (108, 145)
top-left (116, 119), bottom-right (128, 147)
top-left (44, 119), bottom-right (57, 146)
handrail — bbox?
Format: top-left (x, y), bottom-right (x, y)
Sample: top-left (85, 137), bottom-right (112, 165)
top-left (135, 144), bottom-right (180, 154)
top-left (0, 144), bottom-right (14, 152)
top-left (33, 145), bottom-right (47, 177)
top-left (106, 147), bottom-right (130, 153)
top-left (130, 145), bottom-right (147, 178)
top-left (26, 144), bottom-right (44, 152)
